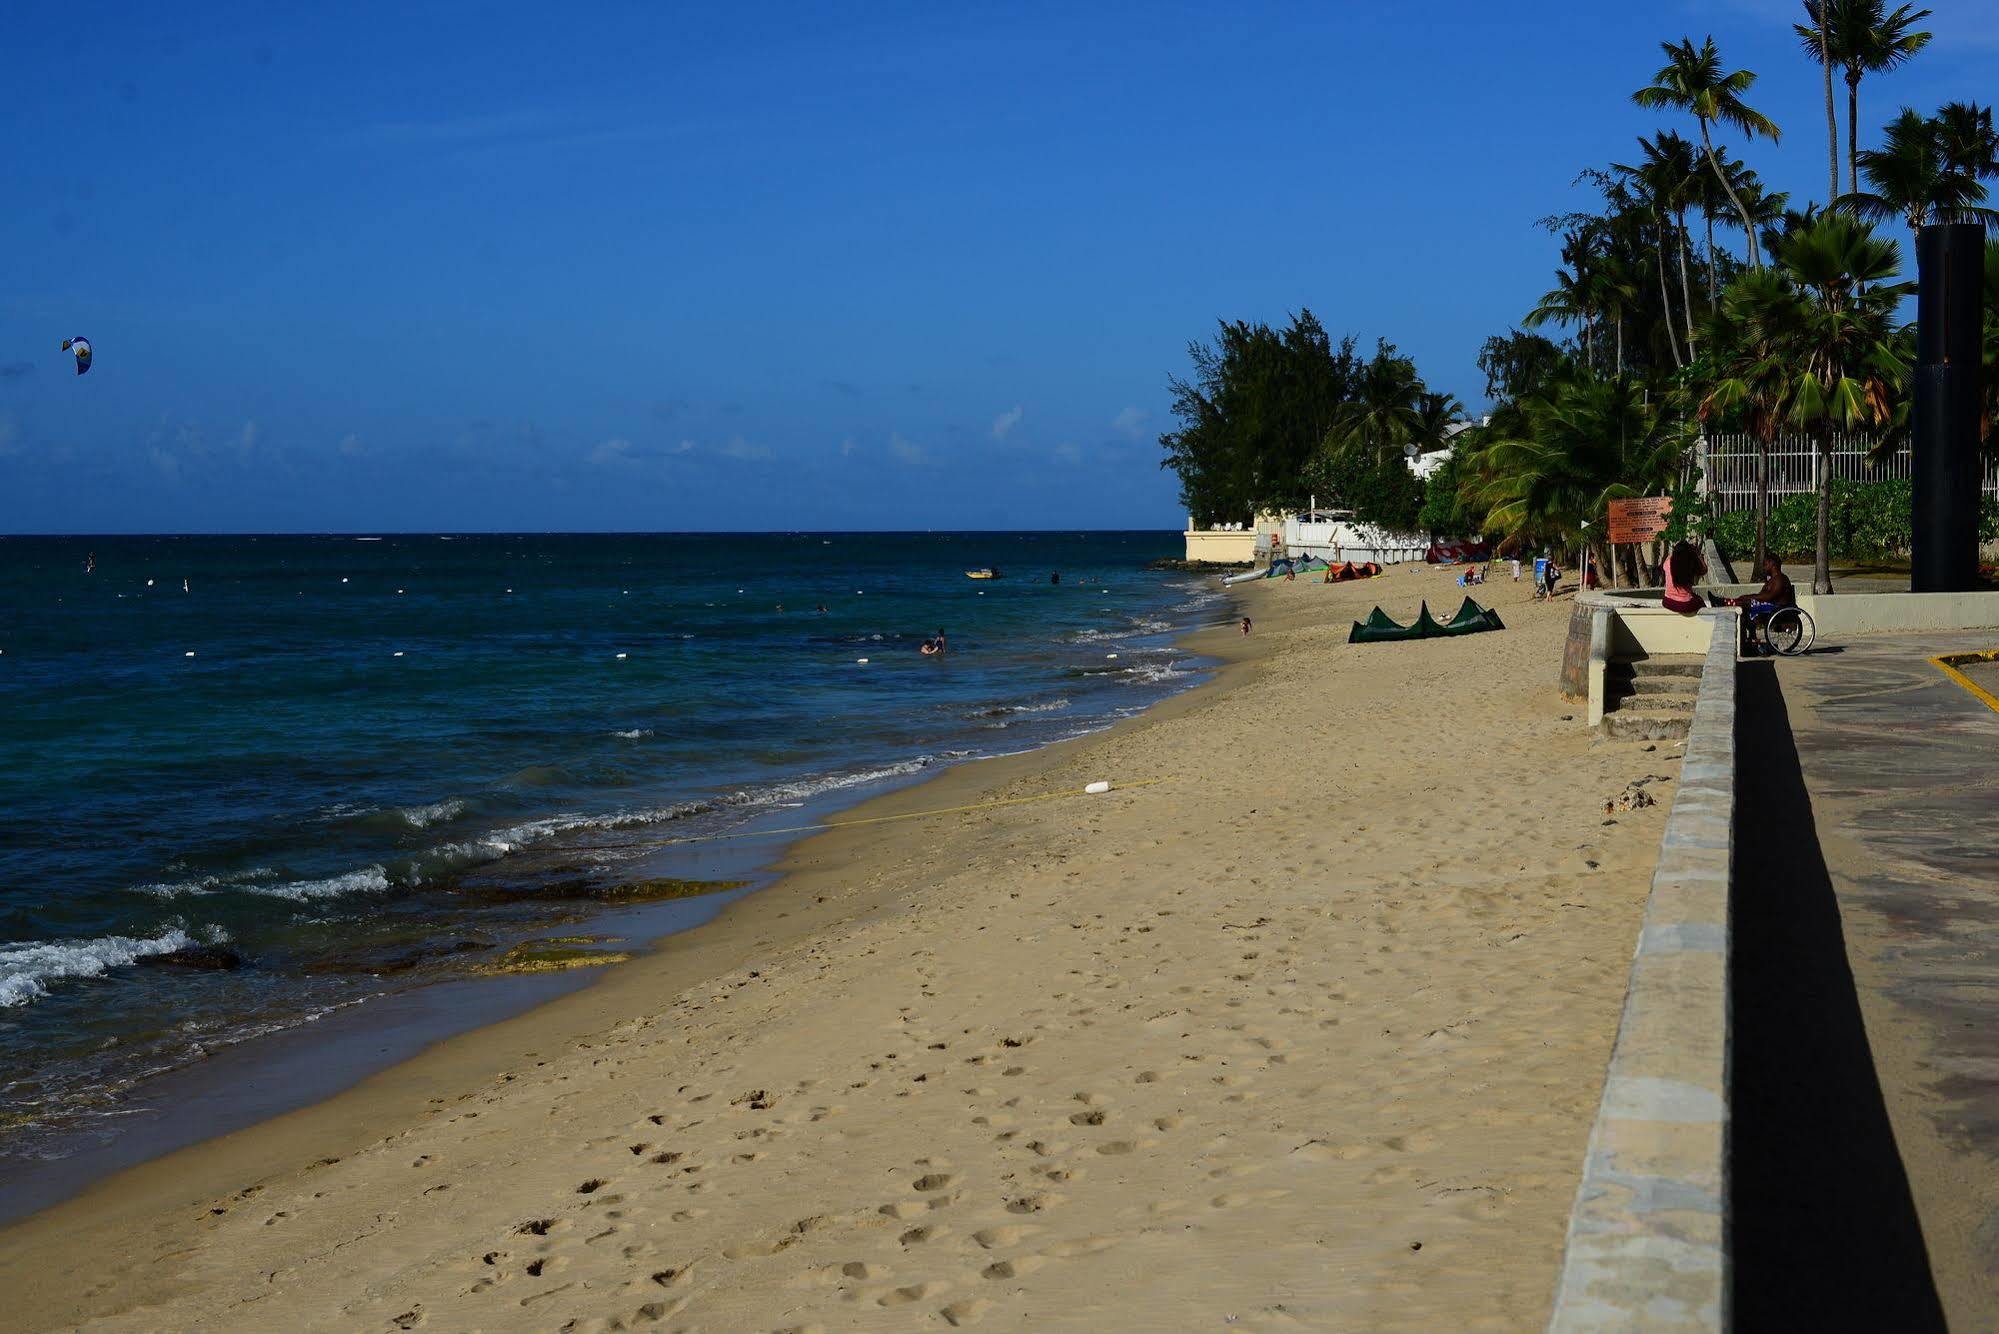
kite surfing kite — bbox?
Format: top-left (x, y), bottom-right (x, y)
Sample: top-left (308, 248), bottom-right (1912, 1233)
top-left (61, 337), bottom-right (92, 375)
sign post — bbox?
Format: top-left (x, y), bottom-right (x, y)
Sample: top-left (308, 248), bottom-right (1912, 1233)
top-left (1606, 497), bottom-right (1674, 585)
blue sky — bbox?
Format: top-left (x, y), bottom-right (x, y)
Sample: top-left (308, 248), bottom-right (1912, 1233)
top-left (3, 1), bottom-right (1993, 533)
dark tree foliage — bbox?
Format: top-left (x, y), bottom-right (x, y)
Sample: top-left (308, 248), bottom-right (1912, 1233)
top-left (1477, 330), bottom-right (1569, 403)
top-left (1158, 311), bottom-right (1361, 522)
top-left (1417, 449), bottom-right (1476, 537)
top-left (1304, 447), bottom-right (1427, 532)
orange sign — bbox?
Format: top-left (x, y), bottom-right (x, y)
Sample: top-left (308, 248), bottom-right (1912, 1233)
top-left (1607, 496), bottom-right (1673, 545)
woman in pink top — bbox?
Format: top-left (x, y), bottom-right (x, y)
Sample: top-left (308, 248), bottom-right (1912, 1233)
top-left (1662, 541), bottom-right (1706, 614)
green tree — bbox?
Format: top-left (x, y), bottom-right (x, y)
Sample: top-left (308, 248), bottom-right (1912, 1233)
top-left (1476, 330), bottom-right (1567, 402)
top-left (1634, 37), bottom-right (1783, 269)
top-left (1460, 374), bottom-right (1692, 582)
top-left (1702, 213), bottom-right (1912, 593)
top-left (1159, 311), bottom-right (1361, 522)
top-left (1326, 343), bottom-right (1424, 465)
top-left (1799, 1), bottom-right (1932, 197)
top-left (1841, 107), bottom-right (1999, 230)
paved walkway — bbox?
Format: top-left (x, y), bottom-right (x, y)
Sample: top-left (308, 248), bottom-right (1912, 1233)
top-left (1775, 631), bottom-right (1999, 1325)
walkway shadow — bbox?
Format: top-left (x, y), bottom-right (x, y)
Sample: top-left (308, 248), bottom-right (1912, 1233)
top-left (1731, 661), bottom-right (1944, 1329)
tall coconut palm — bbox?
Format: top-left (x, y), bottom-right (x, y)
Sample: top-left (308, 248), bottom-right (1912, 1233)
top-left (1803, 1), bottom-right (1933, 198)
top-left (1619, 132), bottom-right (1707, 364)
top-left (1841, 107), bottom-right (1998, 230)
top-left (1797, 1), bottom-right (1840, 207)
top-left (1634, 37), bottom-right (1782, 269)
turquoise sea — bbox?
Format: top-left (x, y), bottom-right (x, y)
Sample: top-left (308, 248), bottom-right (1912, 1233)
top-left (0, 532), bottom-right (1217, 1184)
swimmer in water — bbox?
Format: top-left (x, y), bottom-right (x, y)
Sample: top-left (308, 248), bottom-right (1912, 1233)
top-left (920, 638), bottom-right (940, 656)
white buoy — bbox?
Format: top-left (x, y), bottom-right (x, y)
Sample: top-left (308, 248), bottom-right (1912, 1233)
top-left (856, 657), bottom-right (870, 664)
top-left (146, 578), bottom-right (154, 587)
top-left (1106, 653), bottom-right (1118, 660)
top-left (342, 577), bottom-right (349, 583)
top-left (615, 652), bottom-right (628, 659)
top-left (184, 651), bottom-right (196, 658)
top-left (397, 588), bottom-right (405, 594)
top-left (1084, 781), bottom-right (1111, 794)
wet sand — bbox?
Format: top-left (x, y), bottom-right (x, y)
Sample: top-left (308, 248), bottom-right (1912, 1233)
top-left (1, 568), bottom-right (1673, 1331)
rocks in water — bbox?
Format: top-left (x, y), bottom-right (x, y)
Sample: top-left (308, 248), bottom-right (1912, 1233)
top-left (1145, 557), bottom-right (1254, 573)
top-left (450, 875), bottom-right (748, 905)
top-left (472, 939), bottom-right (634, 976)
top-left (301, 939), bottom-right (492, 976)
top-left (135, 945), bottom-right (245, 971)
top-left (580, 877), bottom-right (748, 905)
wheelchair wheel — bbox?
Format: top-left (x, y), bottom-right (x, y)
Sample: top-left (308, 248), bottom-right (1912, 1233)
top-left (1761, 606), bottom-right (1814, 656)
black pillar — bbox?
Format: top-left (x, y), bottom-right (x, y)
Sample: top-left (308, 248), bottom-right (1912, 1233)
top-left (1911, 222), bottom-right (1984, 593)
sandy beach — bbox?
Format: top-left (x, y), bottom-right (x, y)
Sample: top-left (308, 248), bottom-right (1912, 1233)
top-left (2, 569), bottom-right (1674, 1331)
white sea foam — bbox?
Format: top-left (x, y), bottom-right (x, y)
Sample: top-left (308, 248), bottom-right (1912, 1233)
top-left (612, 728), bottom-right (653, 739)
top-left (250, 866), bottom-right (392, 901)
top-left (395, 799), bottom-right (467, 829)
top-left (0, 928), bottom-right (196, 1007)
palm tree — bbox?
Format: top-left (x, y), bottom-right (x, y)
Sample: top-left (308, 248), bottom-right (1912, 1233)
top-left (1410, 391), bottom-right (1466, 463)
top-left (1704, 213), bottom-right (1912, 592)
top-left (1841, 108), bottom-right (1998, 230)
top-left (1797, 1), bottom-right (1840, 207)
top-left (1634, 37), bottom-right (1782, 269)
top-left (1462, 374), bottom-right (1691, 585)
top-left (1619, 133), bottom-right (1707, 365)
top-left (1934, 101), bottom-right (1999, 184)
top-left (1326, 347), bottom-right (1424, 465)
top-left (1804, 1), bottom-right (1933, 198)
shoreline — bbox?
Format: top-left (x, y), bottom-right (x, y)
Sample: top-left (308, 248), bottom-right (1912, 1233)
top-left (0, 570), bottom-right (1224, 1226)
top-left (0, 600), bottom-right (1253, 1320)
top-left (3, 569), bottom-right (1672, 1330)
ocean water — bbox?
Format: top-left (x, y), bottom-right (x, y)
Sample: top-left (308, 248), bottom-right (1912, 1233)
top-left (0, 532), bottom-right (1216, 1168)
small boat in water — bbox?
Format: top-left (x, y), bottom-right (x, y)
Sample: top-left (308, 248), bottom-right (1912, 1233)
top-left (965, 568), bottom-right (1001, 580)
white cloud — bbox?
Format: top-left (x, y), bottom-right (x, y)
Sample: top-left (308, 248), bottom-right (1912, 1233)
top-left (991, 405), bottom-right (1025, 440)
top-left (589, 437), bottom-right (633, 464)
top-left (1111, 406), bottom-right (1149, 438)
top-left (889, 433), bottom-right (928, 465)
top-left (720, 436), bottom-right (772, 461)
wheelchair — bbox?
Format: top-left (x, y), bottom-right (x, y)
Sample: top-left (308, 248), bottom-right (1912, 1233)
top-left (1743, 602), bottom-right (1816, 656)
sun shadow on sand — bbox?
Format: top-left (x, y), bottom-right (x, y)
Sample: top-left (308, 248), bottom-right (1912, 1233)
top-left (1730, 661), bottom-right (1945, 1330)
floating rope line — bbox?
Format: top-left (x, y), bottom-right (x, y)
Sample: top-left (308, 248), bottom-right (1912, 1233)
top-left (585, 779), bottom-right (1167, 851)
top-left (1930, 649), bottom-right (1999, 717)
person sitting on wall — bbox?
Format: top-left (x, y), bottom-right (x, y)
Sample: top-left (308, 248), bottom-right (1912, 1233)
top-left (1661, 541), bottom-right (1707, 615)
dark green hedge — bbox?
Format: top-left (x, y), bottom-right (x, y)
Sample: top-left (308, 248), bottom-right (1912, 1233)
top-left (1674, 479), bottom-right (1999, 562)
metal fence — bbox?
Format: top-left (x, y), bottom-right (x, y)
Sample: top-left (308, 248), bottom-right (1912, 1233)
top-left (1699, 432), bottom-right (1999, 513)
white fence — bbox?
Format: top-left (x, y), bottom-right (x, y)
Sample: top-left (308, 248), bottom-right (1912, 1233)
top-left (1282, 517), bottom-right (1430, 565)
top-left (1701, 432), bottom-right (1999, 513)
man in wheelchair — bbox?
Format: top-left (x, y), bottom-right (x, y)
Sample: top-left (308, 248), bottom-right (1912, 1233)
top-left (1717, 554), bottom-right (1797, 653)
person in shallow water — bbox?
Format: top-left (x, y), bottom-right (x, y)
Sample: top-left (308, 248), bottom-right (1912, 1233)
top-left (934, 628), bottom-right (948, 651)
top-left (920, 638), bottom-right (941, 656)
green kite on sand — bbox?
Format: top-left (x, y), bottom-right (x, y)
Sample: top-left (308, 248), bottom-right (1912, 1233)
top-left (1348, 597), bottom-right (1505, 644)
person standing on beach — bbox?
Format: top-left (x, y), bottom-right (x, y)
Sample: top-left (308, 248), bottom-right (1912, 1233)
top-left (1511, 557), bottom-right (1521, 582)
top-left (1240, 616), bottom-right (1252, 635)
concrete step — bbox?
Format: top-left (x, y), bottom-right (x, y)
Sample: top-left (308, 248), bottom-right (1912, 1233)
top-left (1610, 656), bottom-right (1705, 680)
top-left (1630, 676), bottom-right (1702, 696)
top-left (1599, 711), bottom-right (1694, 741)
top-left (1606, 693), bottom-right (1695, 714)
